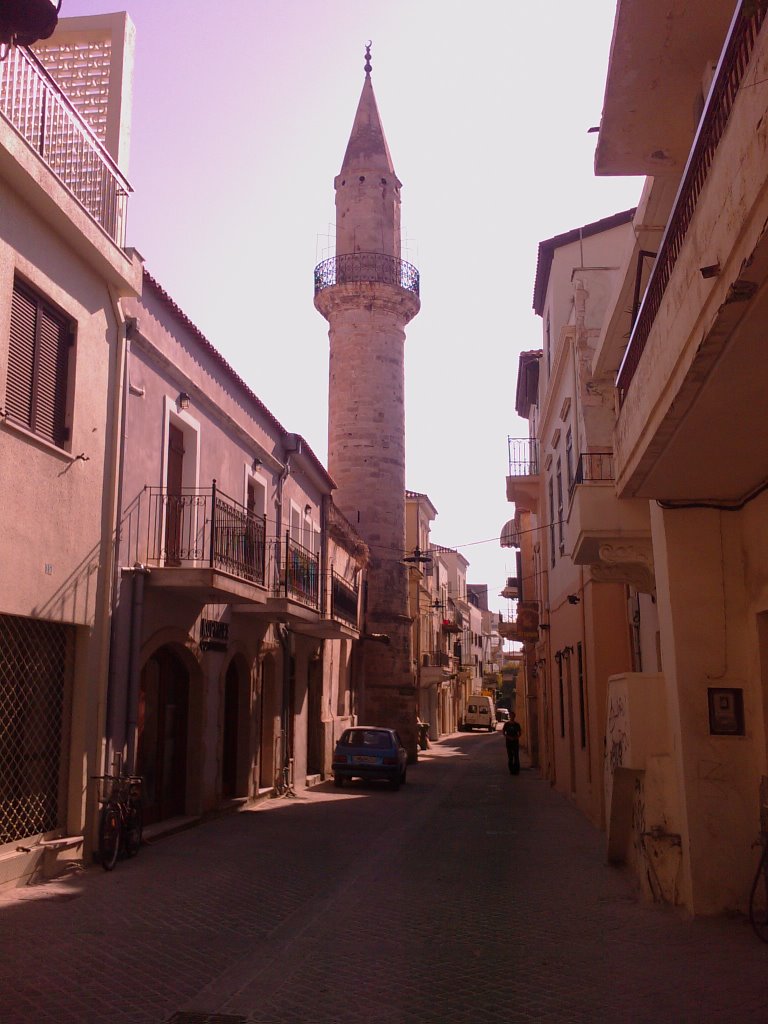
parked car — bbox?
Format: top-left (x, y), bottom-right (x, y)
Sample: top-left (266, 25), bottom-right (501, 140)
top-left (496, 707), bottom-right (511, 723)
top-left (332, 727), bottom-right (408, 790)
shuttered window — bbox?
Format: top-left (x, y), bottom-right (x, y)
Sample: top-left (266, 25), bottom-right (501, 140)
top-left (6, 278), bottom-right (71, 447)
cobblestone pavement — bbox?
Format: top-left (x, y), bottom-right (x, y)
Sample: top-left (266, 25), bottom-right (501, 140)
top-left (2, 731), bottom-right (767, 1024)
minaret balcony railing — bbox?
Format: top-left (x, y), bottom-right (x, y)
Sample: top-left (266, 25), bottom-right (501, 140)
top-left (314, 252), bottom-right (420, 297)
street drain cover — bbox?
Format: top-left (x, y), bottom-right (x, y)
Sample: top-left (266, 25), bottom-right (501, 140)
top-left (167, 1015), bottom-right (247, 1023)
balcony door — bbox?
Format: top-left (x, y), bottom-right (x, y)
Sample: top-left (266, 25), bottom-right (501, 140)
top-left (165, 423), bottom-right (185, 566)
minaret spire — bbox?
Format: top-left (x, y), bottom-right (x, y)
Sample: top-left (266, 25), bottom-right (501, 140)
top-left (364, 39), bottom-right (372, 77)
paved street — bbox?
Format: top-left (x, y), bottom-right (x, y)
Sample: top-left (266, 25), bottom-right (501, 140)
top-left (2, 731), bottom-right (767, 1024)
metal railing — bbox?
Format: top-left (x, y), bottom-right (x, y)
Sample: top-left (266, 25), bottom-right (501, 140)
top-left (0, 44), bottom-right (130, 245)
top-left (422, 651), bottom-right (451, 668)
top-left (330, 569), bottom-right (359, 626)
top-left (314, 252), bottom-right (420, 297)
top-left (277, 534), bottom-right (320, 609)
top-left (508, 437), bottom-right (540, 477)
top-left (126, 483), bottom-right (266, 586)
top-left (617, 0), bottom-right (767, 402)
top-left (571, 452), bottom-right (615, 491)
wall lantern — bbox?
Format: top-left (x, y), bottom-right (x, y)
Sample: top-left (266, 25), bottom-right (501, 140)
top-left (177, 391), bottom-right (191, 411)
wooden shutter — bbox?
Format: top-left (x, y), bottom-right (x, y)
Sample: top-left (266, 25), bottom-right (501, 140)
top-left (6, 279), bottom-right (70, 446)
top-left (6, 284), bottom-right (36, 429)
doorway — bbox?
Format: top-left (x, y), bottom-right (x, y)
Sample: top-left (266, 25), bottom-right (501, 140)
top-left (165, 423), bottom-right (185, 565)
top-left (222, 660), bottom-right (240, 799)
top-left (137, 646), bottom-right (189, 825)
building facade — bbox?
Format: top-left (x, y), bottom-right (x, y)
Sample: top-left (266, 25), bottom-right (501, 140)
top-left (0, 14), bottom-right (142, 886)
top-left (504, 211), bottom-right (651, 829)
top-left (589, 0), bottom-right (768, 915)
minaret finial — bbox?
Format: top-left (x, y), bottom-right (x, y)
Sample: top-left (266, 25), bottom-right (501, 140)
top-left (364, 40), bottom-right (372, 77)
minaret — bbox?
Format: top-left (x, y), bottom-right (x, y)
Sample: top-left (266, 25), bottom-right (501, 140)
top-left (314, 44), bottom-right (420, 758)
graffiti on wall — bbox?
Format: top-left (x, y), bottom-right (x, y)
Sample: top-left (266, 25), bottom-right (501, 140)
top-left (606, 692), bottom-right (628, 774)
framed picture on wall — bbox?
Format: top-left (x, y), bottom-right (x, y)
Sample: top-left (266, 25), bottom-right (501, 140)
top-left (707, 687), bottom-right (745, 736)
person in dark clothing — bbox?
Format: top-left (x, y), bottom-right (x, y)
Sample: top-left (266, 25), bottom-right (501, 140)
top-left (502, 712), bottom-right (522, 775)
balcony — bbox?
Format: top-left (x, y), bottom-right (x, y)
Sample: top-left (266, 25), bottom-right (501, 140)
top-left (314, 252), bottom-right (421, 326)
top-left (608, 2), bottom-right (768, 504)
top-left (498, 602), bottom-right (539, 643)
top-left (314, 252), bottom-right (419, 297)
top-left (420, 650), bottom-right (453, 687)
top-left (506, 437), bottom-right (540, 511)
top-left (121, 483), bottom-right (268, 604)
top-left (568, 454), bottom-right (653, 592)
top-left (291, 567), bottom-right (362, 640)
top-left (0, 43), bottom-right (130, 246)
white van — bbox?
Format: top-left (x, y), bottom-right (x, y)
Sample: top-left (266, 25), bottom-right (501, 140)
top-left (461, 695), bottom-right (496, 732)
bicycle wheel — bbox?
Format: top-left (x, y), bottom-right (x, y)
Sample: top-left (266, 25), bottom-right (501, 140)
top-left (125, 803), bottom-right (143, 857)
top-left (99, 802), bottom-right (121, 871)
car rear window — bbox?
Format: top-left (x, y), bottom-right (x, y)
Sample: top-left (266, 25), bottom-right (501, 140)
top-left (341, 730), bottom-right (392, 749)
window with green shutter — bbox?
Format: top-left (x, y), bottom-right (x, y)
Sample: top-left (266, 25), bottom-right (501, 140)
top-left (6, 277), bottom-right (72, 447)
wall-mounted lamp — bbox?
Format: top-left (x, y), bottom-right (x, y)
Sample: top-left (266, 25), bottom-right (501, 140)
top-left (252, 457), bottom-right (262, 471)
top-left (304, 503), bottom-right (312, 516)
top-left (177, 391), bottom-right (191, 411)
top-left (567, 594), bottom-right (580, 605)
top-left (700, 263), bottom-right (721, 279)
top-left (539, 623), bottom-right (550, 631)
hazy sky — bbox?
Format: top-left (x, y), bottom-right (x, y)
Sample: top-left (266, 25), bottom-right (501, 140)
top-left (61, 0), bottom-right (641, 619)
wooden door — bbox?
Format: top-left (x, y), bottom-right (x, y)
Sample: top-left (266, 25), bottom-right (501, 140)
top-left (165, 423), bottom-right (185, 565)
top-left (137, 648), bottom-right (189, 824)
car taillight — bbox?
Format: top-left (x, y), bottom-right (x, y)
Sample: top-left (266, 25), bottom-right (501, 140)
top-left (332, 754), bottom-right (348, 765)
top-left (382, 757), bottom-right (396, 765)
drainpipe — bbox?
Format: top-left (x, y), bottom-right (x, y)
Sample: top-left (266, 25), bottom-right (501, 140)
top-left (124, 563), bottom-right (150, 773)
top-left (275, 434), bottom-right (301, 782)
top-left (93, 286), bottom-right (130, 784)
top-left (104, 309), bottom-right (136, 770)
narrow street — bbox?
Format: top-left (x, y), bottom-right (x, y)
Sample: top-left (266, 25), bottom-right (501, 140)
top-left (2, 732), bottom-right (766, 1024)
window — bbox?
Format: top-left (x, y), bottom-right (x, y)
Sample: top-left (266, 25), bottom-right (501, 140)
top-left (6, 278), bottom-right (73, 447)
top-left (549, 477), bottom-right (556, 568)
top-left (558, 656), bottom-right (565, 738)
top-left (566, 428), bottom-right (573, 491)
top-left (556, 459), bottom-right (564, 555)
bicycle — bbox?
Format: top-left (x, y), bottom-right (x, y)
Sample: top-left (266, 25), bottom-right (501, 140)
top-left (92, 759), bottom-right (143, 871)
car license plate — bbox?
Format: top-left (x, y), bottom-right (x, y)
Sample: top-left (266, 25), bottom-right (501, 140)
top-left (353, 755), bottom-right (377, 764)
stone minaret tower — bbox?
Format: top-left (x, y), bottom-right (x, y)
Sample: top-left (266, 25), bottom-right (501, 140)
top-left (314, 45), bottom-right (420, 758)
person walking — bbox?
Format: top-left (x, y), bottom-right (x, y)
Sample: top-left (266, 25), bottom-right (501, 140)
top-left (502, 712), bottom-right (522, 775)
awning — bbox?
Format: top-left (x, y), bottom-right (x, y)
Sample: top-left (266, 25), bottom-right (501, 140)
top-left (500, 517), bottom-right (519, 548)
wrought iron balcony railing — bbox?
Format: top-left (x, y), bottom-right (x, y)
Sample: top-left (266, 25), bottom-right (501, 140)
top-left (571, 452), bottom-right (615, 493)
top-left (508, 437), bottom-right (540, 477)
top-left (617, 0), bottom-right (766, 403)
top-left (329, 569), bottom-right (359, 626)
top-left (276, 534), bottom-right (321, 609)
top-left (122, 483), bottom-right (266, 585)
top-left (0, 43), bottom-right (130, 245)
top-left (314, 252), bottom-right (420, 297)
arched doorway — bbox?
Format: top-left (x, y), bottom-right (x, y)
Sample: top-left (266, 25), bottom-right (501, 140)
top-left (137, 646), bottom-right (189, 825)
